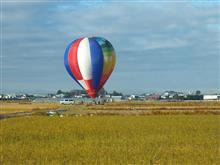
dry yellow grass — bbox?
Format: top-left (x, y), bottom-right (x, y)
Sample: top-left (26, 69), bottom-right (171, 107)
top-left (88, 101), bottom-right (220, 110)
top-left (1, 115), bottom-right (219, 164)
top-left (0, 101), bottom-right (59, 114)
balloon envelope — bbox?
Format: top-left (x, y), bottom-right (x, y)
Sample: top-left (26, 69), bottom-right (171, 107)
top-left (64, 37), bottom-right (116, 98)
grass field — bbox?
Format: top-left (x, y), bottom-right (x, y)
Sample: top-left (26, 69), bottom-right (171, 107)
top-left (1, 115), bottom-right (219, 164)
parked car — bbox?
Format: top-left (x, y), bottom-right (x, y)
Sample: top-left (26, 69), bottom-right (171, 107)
top-left (59, 99), bottom-right (74, 105)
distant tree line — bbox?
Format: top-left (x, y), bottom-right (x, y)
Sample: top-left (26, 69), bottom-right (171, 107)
top-left (56, 89), bottom-right (87, 97)
top-left (56, 89), bottom-right (123, 98)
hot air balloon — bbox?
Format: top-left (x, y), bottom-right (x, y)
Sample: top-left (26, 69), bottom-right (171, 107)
top-left (64, 37), bottom-right (116, 98)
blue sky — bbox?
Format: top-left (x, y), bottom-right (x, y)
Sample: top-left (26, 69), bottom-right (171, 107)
top-left (1, 0), bottom-right (220, 94)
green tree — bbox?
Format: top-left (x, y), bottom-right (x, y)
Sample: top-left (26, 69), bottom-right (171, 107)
top-left (196, 90), bottom-right (201, 95)
top-left (56, 90), bottom-right (63, 95)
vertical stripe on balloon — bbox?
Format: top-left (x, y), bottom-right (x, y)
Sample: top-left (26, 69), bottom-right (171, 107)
top-left (95, 37), bottom-right (116, 90)
top-left (67, 38), bottom-right (88, 90)
top-left (64, 39), bottom-right (84, 89)
top-left (89, 38), bottom-right (104, 90)
top-left (77, 38), bottom-right (93, 80)
top-left (68, 38), bottom-right (83, 80)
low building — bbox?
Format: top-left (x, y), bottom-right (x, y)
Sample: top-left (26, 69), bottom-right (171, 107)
top-left (145, 94), bottom-right (160, 100)
top-left (108, 95), bottom-right (123, 102)
top-left (203, 95), bottom-right (220, 100)
top-left (128, 95), bottom-right (138, 100)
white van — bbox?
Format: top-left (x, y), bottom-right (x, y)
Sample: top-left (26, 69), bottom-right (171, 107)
top-left (60, 99), bottom-right (74, 105)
